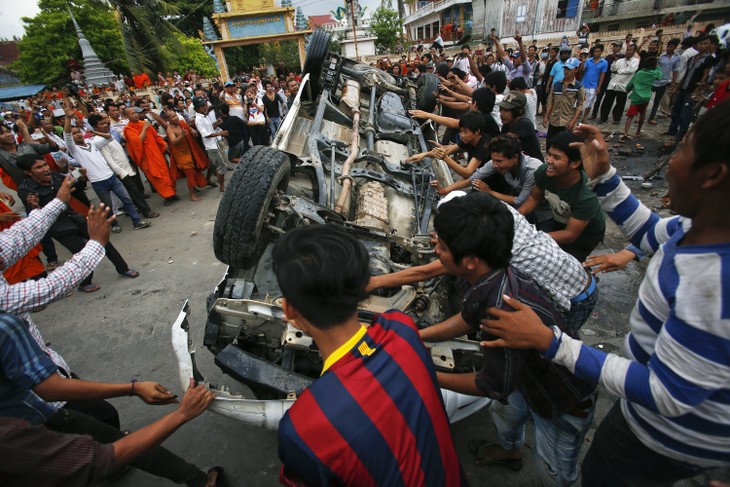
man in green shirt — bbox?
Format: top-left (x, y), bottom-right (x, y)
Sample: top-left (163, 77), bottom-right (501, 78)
top-left (623, 57), bottom-right (662, 139)
top-left (518, 130), bottom-right (605, 262)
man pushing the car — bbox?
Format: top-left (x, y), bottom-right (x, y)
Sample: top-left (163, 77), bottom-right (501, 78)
top-left (273, 224), bottom-right (467, 486)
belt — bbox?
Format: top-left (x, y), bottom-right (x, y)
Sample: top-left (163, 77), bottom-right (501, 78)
top-left (570, 272), bottom-right (597, 304)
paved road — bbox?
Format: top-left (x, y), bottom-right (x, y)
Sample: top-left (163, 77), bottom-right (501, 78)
top-left (35, 141), bottom-right (726, 485)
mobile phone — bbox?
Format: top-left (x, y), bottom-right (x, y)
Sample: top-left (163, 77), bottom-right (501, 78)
top-left (31, 131), bottom-right (44, 140)
top-left (71, 168), bottom-right (82, 179)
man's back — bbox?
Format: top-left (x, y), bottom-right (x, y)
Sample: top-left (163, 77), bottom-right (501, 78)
top-left (278, 310), bottom-right (466, 487)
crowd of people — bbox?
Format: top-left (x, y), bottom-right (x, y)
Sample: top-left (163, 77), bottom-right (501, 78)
top-left (0, 21), bottom-right (728, 487)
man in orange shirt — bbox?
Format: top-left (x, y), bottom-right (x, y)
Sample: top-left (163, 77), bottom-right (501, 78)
top-left (123, 107), bottom-right (179, 205)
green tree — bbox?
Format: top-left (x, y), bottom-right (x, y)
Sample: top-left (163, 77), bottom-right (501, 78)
top-left (12, 0), bottom-right (128, 85)
top-left (259, 41), bottom-right (301, 73)
top-left (167, 0), bottom-right (214, 37)
top-left (368, 3), bottom-right (400, 54)
top-left (223, 45), bottom-right (261, 75)
top-left (162, 32), bottom-right (218, 78)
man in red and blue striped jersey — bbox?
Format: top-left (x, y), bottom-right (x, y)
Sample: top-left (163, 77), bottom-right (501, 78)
top-left (273, 225), bottom-right (467, 487)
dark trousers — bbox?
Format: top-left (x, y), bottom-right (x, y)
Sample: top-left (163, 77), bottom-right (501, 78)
top-left (648, 84), bottom-right (668, 120)
top-left (54, 223), bottom-right (129, 286)
top-left (248, 124), bottom-right (268, 146)
top-left (46, 409), bottom-right (208, 486)
top-left (120, 175), bottom-right (152, 215)
top-left (668, 89), bottom-right (693, 137)
top-left (546, 124), bottom-right (566, 141)
top-left (535, 84), bottom-right (547, 114)
top-left (582, 401), bottom-right (706, 486)
top-left (41, 234), bottom-right (58, 264)
top-left (536, 218), bottom-right (603, 262)
top-left (600, 90), bottom-right (628, 123)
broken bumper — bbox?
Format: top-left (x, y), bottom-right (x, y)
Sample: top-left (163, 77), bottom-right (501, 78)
top-left (172, 301), bottom-right (490, 429)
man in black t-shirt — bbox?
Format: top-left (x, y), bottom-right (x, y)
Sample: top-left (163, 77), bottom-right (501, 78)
top-left (262, 80), bottom-right (285, 138)
top-left (219, 104), bottom-right (248, 163)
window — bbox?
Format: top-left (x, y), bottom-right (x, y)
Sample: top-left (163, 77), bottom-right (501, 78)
top-left (425, 23), bottom-right (431, 38)
top-left (516, 4), bottom-right (527, 22)
top-left (557, 0), bottom-right (579, 18)
top-left (417, 26), bottom-right (424, 39)
top-left (432, 21), bottom-right (440, 37)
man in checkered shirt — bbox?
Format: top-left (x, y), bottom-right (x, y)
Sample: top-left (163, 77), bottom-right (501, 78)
top-left (368, 192), bottom-right (597, 334)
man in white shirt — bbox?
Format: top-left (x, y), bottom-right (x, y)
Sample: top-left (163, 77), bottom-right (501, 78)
top-left (600, 44), bottom-right (639, 124)
top-left (193, 97), bottom-right (227, 192)
top-left (62, 104), bottom-right (150, 232)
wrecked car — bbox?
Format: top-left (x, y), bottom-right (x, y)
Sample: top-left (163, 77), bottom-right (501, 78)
top-left (172, 30), bottom-right (491, 429)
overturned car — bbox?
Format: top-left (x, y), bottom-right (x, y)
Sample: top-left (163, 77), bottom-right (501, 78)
top-left (172, 30), bottom-right (491, 429)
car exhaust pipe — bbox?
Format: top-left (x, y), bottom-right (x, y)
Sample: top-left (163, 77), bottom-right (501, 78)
top-left (335, 80), bottom-right (361, 216)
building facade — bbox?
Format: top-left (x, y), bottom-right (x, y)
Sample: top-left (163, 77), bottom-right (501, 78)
top-left (403, 0), bottom-right (474, 45)
top-left (582, 0), bottom-right (730, 33)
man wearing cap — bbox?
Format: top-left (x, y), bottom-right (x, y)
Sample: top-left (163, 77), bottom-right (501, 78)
top-left (193, 97), bottom-right (227, 192)
top-left (492, 33), bottom-right (532, 86)
top-left (546, 46), bottom-right (574, 94)
top-left (218, 81), bottom-right (245, 121)
top-left (543, 58), bottom-right (584, 140)
top-left (498, 92), bottom-right (544, 161)
top-left (579, 45), bottom-right (608, 123)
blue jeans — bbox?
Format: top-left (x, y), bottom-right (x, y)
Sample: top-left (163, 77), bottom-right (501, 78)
top-left (90, 176), bottom-right (141, 225)
top-left (582, 401), bottom-right (706, 486)
top-left (490, 390), bottom-right (596, 487)
top-left (269, 117), bottom-right (281, 137)
top-left (562, 277), bottom-right (599, 335)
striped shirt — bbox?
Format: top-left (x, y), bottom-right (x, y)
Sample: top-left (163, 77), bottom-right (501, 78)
top-left (543, 166), bottom-right (729, 468)
top-left (278, 311), bottom-right (467, 486)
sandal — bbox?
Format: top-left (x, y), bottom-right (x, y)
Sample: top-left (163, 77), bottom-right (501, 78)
top-left (468, 439), bottom-right (523, 471)
top-left (46, 261), bottom-right (58, 271)
top-left (207, 466), bottom-right (227, 487)
top-left (112, 226), bottom-right (122, 234)
top-left (78, 284), bottom-right (101, 293)
top-left (120, 270), bottom-right (139, 278)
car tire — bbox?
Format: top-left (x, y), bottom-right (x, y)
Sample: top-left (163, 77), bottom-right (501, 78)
top-left (303, 29), bottom-right (331, 99)
top-left (416, 73), bottom-right (439, 113)
top-left (213, 146), bottom-right (290, 269)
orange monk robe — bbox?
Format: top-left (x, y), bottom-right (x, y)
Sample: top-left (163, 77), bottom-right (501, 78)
top-left (168, 120), bottom-right (209, 189)
top-left (124, 121), bottom-right (177, 199)
top-left (133, 73), bottom-right (152, 89)
top-left (0, 201), bottom-right (45, 284)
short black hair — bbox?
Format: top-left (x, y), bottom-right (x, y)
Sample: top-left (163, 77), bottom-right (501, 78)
top-left (450, 67), bottom-right (467, 79)
top-left (478, 64), bottom-right (492, 79)
top-left (434, 192), bottom-right (514, 268)
top-left (459, 110), bottom-right (485, 133)
top-left (667, 38), bottom-right (681, 47)
top-left (593, 44), bottom-right (604, 53)
top-left (691, 97), bottom-right (730, 168)
top-left (87, 113), bottom-right (103, 128)
top-left (16, 154), bottom-right (43, 172)
top-left (488, 135), bottom-right (523, 159)
top-left (483, 71), bottom-right (507, 94)
top-left (546, 130), bottom-right (583, 163)
top-left (471, 87), bottom-right (495, 114)
top-left (509, 76), bottom-right (528, 91)
top-left (643, 56), bottom-right (658, 70)
top-left (272, 225), bottom-right (370, 329)
top-left (436, 62), bottom-right (450, 78)
top-left (681, 36), bottom-right (696, 49)
top-left (219, 103), bottom-right (230, 115)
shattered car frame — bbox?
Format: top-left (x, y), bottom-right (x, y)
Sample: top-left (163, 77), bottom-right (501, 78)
top-left (172, 30), bottom-right (491, 429)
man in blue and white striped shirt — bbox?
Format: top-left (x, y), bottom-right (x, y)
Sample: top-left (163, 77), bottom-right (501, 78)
top-left (481, 102), bottom-right (730, 485)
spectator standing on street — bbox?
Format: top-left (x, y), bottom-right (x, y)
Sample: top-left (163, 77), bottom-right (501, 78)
top-left (647, 38), bottom-right (681, 124)
top-left (591, 41), bottom-right (622, 120)
top-left (492, 33), bottom-right (532, 86)
top-left (275, 225), bottom-right (467, 486)
top-left (667, 34), bottom-right (711, 138)
top-left (219, 104), bottom-right (249, 164)
top-left (622, 56), bottom-right (662, 139)
top-left (600, 43), bottom-right (639, 125)
top-left (543, 58), bottom-right (584, 140)
top-left (193, 97), bottom-right (227, 192)
top-left (165, 110), bottom-right (211, 201)
top-left (579, 45), bottom-right (608, 124)
top-left (262, 80), bottom-right (286, 138)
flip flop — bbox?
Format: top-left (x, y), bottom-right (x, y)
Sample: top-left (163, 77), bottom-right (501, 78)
top-left (120, 270), bottom-right (139, 278)
top-left (78, 284), bottom-right (100, 293)
top-left (468, 439), bottom-right (523, 470)
top-left (207, 466), bottom-right (227, 487)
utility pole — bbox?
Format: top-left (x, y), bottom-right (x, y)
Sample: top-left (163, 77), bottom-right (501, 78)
top-left (349, 0), bottom-right (360, 60)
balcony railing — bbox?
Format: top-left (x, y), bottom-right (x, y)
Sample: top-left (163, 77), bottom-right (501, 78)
top-left (403, 0), bottom-right (471, 25)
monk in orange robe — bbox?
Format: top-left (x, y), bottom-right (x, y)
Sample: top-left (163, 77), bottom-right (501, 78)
top-left (164, 110), bottom-right (210, 201)
top-left (133, 71), bottom-right (152, 89)
top-left (123, 107), bottom-right (178, 205)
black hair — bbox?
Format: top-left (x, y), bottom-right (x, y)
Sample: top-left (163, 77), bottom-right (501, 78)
top-left (459, 110), bottom-right (486, 133)
top-left (696, 34), bottom-right (709, 43)
top-left (691, 98), bottom-right (730, 168)
top-left (550, 46), bottom-right (560, 53)
top-left (546, 130), bottom-right (583, 163)
top-left (219, 104), bottom-right (230, 115)
top-left (416, 63), bottom-right (427, 72)
top-left (87, 113), bottom-right (103, 128)
top-left (462, 44), bottom-right (471, 51)
top-left (16, 153), bottom-right (43, 172)
top-left (643, 56), bottom-right (658, 70)
top-left (488, 135), bottom-right (522, 159)
top-left (272, 225), bottom-right (370, 329)
top-left (667, 38), bottom-right (680, 47)
top-left (483, 71), bottom-right (507, 94)
top-left (478, 64), bottom-right (492, 79)
top-left (436, 62), bottom-right (450, 78)
top-left (593, 44), bottom-right (604, 53)
top-left (681, 36), bottom-right (695, 49)
top-left (509, 76), bottom-right (528, 91)
top-left (263, 80), bottom-right (273, 88)
top-left (450, 67), bottom-right (467, 79)
top-left (708, 34), bottom-right (719, 46)
top-left (434, 192), bottom-right (514, 267)
top-left (160, 92), bottom-right (173, 103)
top-left (471, 87), bottom-right (495, 114)
top-left (134, 99), bottom-right (145, 108)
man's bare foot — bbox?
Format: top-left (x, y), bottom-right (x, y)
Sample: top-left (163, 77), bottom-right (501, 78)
top-left (206, 466), bottom-right (225, 487)
top-left (190, 193), bottom-right (201, 202)
top-left (635, 130), bottom-right (642, 136)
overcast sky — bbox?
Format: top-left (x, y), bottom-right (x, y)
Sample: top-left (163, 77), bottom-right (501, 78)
top-left (0, 0), bottom-right (382, 39)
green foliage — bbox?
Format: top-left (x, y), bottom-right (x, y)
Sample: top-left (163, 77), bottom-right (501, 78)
top-left (259, 41), bottom-right (301, 72)
top-left (369, 3), bottom-right (400, 54)
top-left (167, 0), bottom-right (214, 37)
top-left (162, 32), bottom-right (218, 78)
top-left (224, 45), bottom-right (261, 74)
top-left (12, 0), bottom-right (127, 86)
